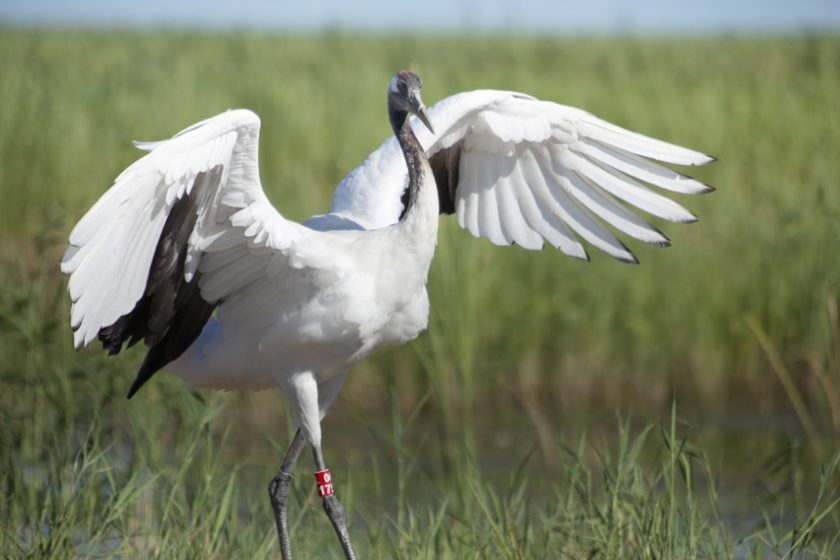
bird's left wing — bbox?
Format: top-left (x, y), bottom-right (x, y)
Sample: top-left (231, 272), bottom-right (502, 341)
top-left (61, 109), bottom-right (321, 394)
top-left (328, 90), bottom-right (714, 262)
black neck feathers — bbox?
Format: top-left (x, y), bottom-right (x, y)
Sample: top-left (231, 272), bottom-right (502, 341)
top-left (389, 99), bottom-right (426, 221)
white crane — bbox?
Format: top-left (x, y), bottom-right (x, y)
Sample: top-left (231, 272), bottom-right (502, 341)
top-left (61, 70), bottom-right (714, 559)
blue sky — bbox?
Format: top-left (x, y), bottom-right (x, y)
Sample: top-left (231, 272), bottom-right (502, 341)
top-left (1, 0), bottom-right (839, 34)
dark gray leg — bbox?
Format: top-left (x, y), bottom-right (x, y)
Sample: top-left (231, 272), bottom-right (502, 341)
top-left (312, 446), bottom-right (356, 560)
top-left (269, 429), bottom-right (306, 560)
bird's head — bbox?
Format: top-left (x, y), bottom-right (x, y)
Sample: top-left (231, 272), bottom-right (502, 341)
top-left (388, 70), bottom-right (434, 134)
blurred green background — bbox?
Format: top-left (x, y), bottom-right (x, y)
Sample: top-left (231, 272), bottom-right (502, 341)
top-left (2, 30), bottom-right (840, 558)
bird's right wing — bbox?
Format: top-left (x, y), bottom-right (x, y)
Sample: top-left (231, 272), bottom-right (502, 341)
top-left (329, 90), bottom-right (714, 263)
top-left (61, 109), bottom-right (326, 395)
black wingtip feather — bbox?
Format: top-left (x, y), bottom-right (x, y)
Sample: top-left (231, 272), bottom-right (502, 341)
top-left (615, 237), bottom-right (639, 264)
top-left (647, 224), bottom-right (672, 247)
top-left (580, 247), bottom-right (591, 263)
top-left (562, 246), bottom-right (590, 262)
top-left (690, 155), bottom-right (718, 166)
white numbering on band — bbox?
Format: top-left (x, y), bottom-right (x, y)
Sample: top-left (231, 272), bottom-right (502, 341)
top-left (315, 469), bottom-right (334, 497)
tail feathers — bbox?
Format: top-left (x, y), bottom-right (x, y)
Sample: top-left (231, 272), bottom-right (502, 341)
top-left (125, 282), bottom-right (217, 399)
top-left (127, 348), bottom-right (164, 399)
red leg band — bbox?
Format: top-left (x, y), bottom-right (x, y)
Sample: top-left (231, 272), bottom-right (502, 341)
top-left (315, 469), bottom-right (334, 497)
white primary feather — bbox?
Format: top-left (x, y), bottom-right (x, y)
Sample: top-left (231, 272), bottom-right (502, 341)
top-left (496, 158), bottom-right (544, 250)
top-left (574, 139), bottom-right (713, 195)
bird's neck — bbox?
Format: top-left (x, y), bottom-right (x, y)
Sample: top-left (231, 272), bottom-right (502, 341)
top-left (388, 103), bottom-right (439, 263)
top-left (388, 106), bottom-right (421, 213)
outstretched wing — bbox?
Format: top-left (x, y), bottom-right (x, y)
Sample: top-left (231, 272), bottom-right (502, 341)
top-left (328, 90), bottom-right (714, 262)
top-left (61, 109), bottom-right (313, 396)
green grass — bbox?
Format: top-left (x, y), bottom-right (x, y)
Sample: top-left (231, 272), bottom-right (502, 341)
top-left (2, 30), bottom-right (840, 557)
top-left (3, 382), bottom-right (839, 558)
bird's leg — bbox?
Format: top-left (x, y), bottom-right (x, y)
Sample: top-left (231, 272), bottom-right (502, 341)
top-left (312, 445), bottom-right (356, 560)
top-left (269, 429), bottom-right (306, 560)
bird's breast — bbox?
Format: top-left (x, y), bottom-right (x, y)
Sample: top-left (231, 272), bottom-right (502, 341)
top-left (371, 286), bottom-right (430, 349)
top-left (341, 253), bottom-right (432, 359)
